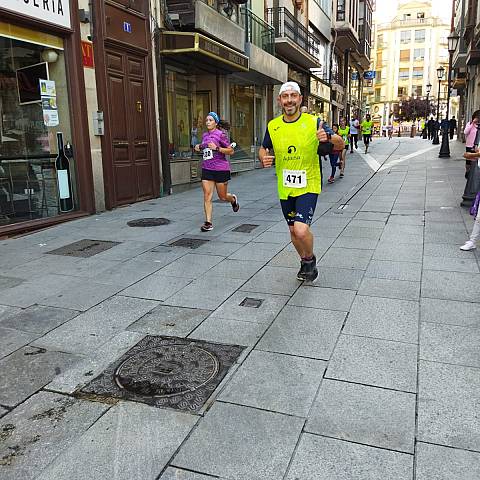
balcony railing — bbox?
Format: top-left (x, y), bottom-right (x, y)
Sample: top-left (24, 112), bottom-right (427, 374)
top-left (242, 8), bottom-right (274, 55)
top-left (377, 17), bottom-right (444, 30)
top-left (266, 7), bottom-right (320, 60)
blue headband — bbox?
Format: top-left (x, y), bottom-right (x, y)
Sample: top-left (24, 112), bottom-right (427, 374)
top-left (207, 112), bottom-right (220, 124)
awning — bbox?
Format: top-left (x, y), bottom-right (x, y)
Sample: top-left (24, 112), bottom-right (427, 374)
top-left (160, 32), bottom-right (249, 73)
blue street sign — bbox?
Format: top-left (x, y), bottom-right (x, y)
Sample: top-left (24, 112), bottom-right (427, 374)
top-left (351, 72), bottom-right (359, 80)
top-left (123, 22), bottom-right (132, 33)
top-left (364, 71), bottom-right (376, 80)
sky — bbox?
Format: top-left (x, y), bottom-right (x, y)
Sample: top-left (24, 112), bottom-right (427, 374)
top-left (374, 0), bottom-right (453, 23)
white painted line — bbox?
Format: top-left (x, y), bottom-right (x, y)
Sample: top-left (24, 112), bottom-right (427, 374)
top-left (379, 145), bottom-right (437, 171)
top-left (359, 153), bottom-right (382, 172)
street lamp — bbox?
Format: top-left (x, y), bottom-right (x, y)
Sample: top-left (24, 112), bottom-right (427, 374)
top-left (432, 66), bottom-right (445, 145)
top-left (423, 82), bottom-right (432, 139)
top-left (439, 32), bottom-right (461, 157)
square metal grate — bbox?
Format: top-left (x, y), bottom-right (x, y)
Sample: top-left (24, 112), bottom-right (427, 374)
top-left (232, 224), bottom-right (260, 233)
top-left (47, 239), bottom-right (120, 258)
top-left (239, 297), bottom-right (264, 308)
top-left (79, 336), bottom-right (244, 413)
top-left (168, 237), bottom-right (210, 249)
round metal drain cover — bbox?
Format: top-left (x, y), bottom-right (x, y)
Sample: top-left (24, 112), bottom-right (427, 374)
top-left (127, 218), bottom-right (171, 227)
top-left (114, 344), bottom-right (219, 398)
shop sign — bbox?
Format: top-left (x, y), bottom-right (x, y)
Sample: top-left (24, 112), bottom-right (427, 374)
top-left (2, 0), bottom-right (71, 29)
top-left (310, 78), bottom-right (330, 101)
top-left (81, 41), bottom-right (94, 68)
top-left (288, 68), bottom-right (307, 87)
top-left (363, 71), bottom-right (376, 80)
top-left (198, 36), bottom-right (249, 70)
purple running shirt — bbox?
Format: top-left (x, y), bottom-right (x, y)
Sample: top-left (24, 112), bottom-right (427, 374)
top-left (200, 129), bottom-right (231, 171)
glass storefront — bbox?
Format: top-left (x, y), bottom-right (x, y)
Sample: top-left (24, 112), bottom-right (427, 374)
top-left (0, 25), bottom-right (77, 225)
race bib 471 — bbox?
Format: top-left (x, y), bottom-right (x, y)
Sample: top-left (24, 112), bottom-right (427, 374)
top-left (283, 169), bottom-right (307, 188)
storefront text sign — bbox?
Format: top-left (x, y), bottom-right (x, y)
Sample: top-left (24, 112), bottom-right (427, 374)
top-left (2, 1), bottom-right (71, 29)
top-left (81, 41), bottom-right (94, 68)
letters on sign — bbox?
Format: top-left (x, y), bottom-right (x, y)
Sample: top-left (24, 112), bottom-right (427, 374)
top-left (2, 0), bottom-right (71, 29)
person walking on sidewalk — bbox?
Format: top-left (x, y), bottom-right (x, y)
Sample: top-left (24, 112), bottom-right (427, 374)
top-left (349, 116), bottom-right (360, 152)
top-left (194, 112), bottom-right (239, 232)
top-left (463, 111), bottom-right (480, 179)
top-left (449, 116), bottom-right (457, 139)
top-left (337, 118), bottom-right (350, 177)
top-left (361, 114), bottom-right (373, 154)
top-left (258, 81), bottom-right (333, 282)
top-left (461, 150), bottom-right (480, 251)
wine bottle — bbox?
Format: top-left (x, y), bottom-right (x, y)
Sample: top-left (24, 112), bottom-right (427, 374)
top-left (55, 132), bottom-right (74, 212)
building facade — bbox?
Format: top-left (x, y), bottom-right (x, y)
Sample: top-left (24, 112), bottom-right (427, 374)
top-left (367, 1), bottom-right (450, 130)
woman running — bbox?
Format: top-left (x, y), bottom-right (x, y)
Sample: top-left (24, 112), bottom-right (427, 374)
top-left (337, 118), bottom-right (350, 178)
top-left (194, 112), bottom-right (239, 232)
top-left (327, 124), bottom-right (346, 183)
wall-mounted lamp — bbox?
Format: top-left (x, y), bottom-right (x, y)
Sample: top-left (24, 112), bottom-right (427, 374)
top-left (79, 9), bottom-right (91, 24)
top-left (42, 49), bottom-right (59, 63)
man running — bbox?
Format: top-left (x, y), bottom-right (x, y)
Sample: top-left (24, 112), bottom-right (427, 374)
top-left (258, 81), bottom-right (333, 282)
top-left (349, 115), bottom-right (360, 152)
top-left (361, 114), bottom-right (373, 153)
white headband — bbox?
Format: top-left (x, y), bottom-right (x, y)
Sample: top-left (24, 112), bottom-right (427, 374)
top-left (279, 81), bottom-right (301, 95)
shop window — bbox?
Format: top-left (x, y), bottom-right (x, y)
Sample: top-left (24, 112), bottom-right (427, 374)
top-left (398, 87), bottom-right (407, 97)
top-left (0, 31), bottom-right (77, 225)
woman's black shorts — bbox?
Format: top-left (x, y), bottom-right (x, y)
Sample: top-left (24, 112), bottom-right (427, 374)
top-left (201, 169), bottom-right (231, 183)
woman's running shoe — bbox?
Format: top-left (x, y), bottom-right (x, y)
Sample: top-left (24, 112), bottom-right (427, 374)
top-left (231, 194), bottom-right (240, 212)
top-left (201, 222), bottom-right (213, 232)
top-left (328, 176), bottom-right (335, 183)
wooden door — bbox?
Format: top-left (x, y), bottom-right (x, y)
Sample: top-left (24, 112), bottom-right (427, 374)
top-left (105, 48), bottom-right (154, 206)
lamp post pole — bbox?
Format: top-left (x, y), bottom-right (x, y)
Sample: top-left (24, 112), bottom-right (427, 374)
top-left (423, 82), bottom-right (432, 139)
top-left (439, 33), bottom-right (460, 157)
top-left (432, 66), bottom-right (445, 145)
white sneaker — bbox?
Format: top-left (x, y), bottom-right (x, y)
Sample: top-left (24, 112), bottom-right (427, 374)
top-left (460, 241), bottom-right (476, 251)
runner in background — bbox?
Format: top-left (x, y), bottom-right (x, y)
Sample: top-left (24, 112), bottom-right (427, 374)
top-left (337, 118), bottom-right (350, 178)
top-left (361, 114), bottom-right (373, 154)
top-left (194, 112), bottom-right (239, 232)
top-left (349, 115), bottom-right (360, 152)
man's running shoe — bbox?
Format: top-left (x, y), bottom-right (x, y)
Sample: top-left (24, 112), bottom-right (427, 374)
top-left (297, 260), bottom-right (310, 281)
top-left (339, 173), bottom-right (344, 178)
top-left (460, 240), bottom-right (476, 251)
top-left (201, 222), bottom-right (213, 232)
top-left (231, 194), bottom-right (240, 212)
top-left (302, 256), bottom-right (318, 282)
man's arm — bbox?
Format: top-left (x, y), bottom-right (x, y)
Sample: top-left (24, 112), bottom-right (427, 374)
top-left (259, 128), bottom-right (275, 167)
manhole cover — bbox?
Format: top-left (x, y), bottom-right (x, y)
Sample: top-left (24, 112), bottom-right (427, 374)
top-left (169, 238), bottom-right (209, 249)
top-left (127, 218), bottom-right (171, 227)
top-left (80, 336), bottom-right (244, 412)
top-left (232, 224), bottom-right (259, 233)
top-left (239, 297), bottom-right (263, 308)
top-left (47, 239), bottom-right (120, 258)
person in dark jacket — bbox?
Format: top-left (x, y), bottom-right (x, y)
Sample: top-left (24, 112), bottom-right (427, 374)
top-left (427, 117), bottom-right (435, 140)
top-left (449, 116), bottom-right (457, 139)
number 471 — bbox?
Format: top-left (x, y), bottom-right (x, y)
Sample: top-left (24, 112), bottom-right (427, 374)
top-left (286, 174), bottom-right (301, 183)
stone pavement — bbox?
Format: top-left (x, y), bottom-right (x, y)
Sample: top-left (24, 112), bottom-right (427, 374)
top-left (1, 136), bottom-right (480, 479)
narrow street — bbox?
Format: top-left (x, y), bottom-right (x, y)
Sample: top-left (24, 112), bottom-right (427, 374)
top-left (1, 136), bottom-right (479, 479)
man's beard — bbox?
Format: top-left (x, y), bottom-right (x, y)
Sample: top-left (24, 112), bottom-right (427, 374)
top-left (283, 104), bottom-right (299, 116)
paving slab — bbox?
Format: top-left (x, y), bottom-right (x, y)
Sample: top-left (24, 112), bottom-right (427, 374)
top-left (240, 266), bottom-right (300, 295)
top-left (373, 243), bottom-right (423, 263)
top-left (227, 242), bottom-right (284, 262)
top-left (218, 350), bottom-right (325, 416)
top-left (208, 291), bottom-right (289, 324)
top-left (326, 335), bottom-right (417, 392)
top-left (0, 305), bottom-right (21, 322)
top-left (120, 272), bottom-right (192, 301)
top-left (420, 298), bottom-right (480, 327)
top-left (0, 327), bottom-right (39, 359)
top-left (289, 286), bottom-right (356, 312)
top-left (332, 236), bottom-right (378, 250)
top-left (33, 296), bottom-right (158, 355)
top-left (421, 270), bottom-right (480, 302)
top-left (415, 442), bottom-right (480, 480)
top-left (357, 277), bottom-right (420, 301)
top-left (418, 360), bottom-right (480, 451)
top-left (172, 402), bottom-right (303, 480)
top-left (319, 248), bottom-right (373, 270)
top-left (286, 434), bottom-right (413, 480)
top-left (365, 260), bottom-right (422, 282)
top-left (46, 331), bottom-right (145, 394)
top-left (313, 267), bottom-right (364, 290)
top-left (188, 317), bottom-right (268, 346)
top-left (256, 305), bottom-right (345, 359)
top-left (0, 406), bottom-right (8, 417)
top-left (423, 242), bottom-right (473, 259)
top-left (202, 259), bottom-right (263, 280)
top-left (0, 305), bottom-right (79, 335)
top-left (161, 469), bottom-right (220, 480)
top-left (158, 254), bottom-right (224, 279)
top-left (36, 401), bottom-right (198, 480)
top-left (193, 240), bottom-right (244, 257)
top-left (0, 347), bottom-right (82, 407)
top-left (420, 322), bottom-right (480, 368)
top-left (39, 280), bottom-right (124, 311)
top-left (306, 379), bottom-right (416, 453)
top-left (423, 255), bottom-right (479, 273)
top-left (165, 277), bottom-right (249, 310)
top-left (0, 392), bottom-right (108, 480)
top-left (128, 305), bottom-right (211, 337)
top-left (343, 295), bottom-right (418, 343)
